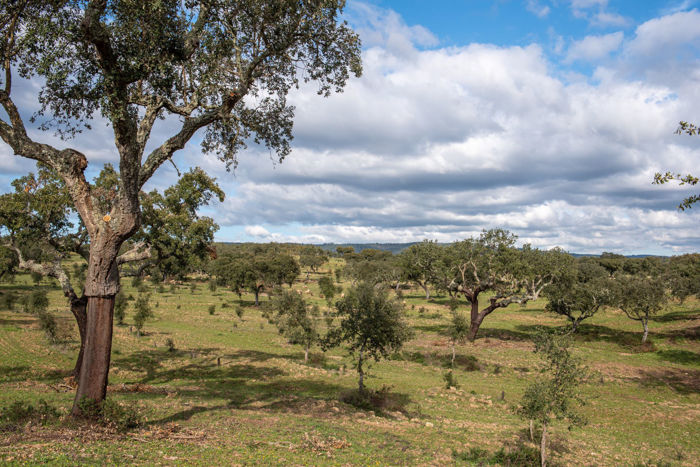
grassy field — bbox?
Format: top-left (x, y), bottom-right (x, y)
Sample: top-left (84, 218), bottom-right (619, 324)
top-left (0, 259), bottom-right (698, 466)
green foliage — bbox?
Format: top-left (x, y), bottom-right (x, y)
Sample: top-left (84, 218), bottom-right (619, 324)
top-left (614, 275), bottom-right (668, 343)
top-left (0, 290), bottom-right (18, 310)
top-left (209, 278), bottom-right (217, 292)
top-left (165, 338), bottom-right (176, 353)
top-left (37, 311), bottom-right (58, 343)
top-left (666, 254), bottom-right (700, 303)
top-left (325, 282), bottom-right (413, 391)
top-left (452, 444), bottom-right (540, 466)
top-left (101, 399), bottom-right (142, 432)
top-left (133, 169), bottom-right (224, 281)
top-left (653, 122), bottom-right (699, 210)
top-left (517, 330), bottom-right (588, 437)
top-left (270, 289), bottom-right (320, 362)
top-left (318, 275), bottom-right (337, 305)
top-left (210, 244), bottom-right (300, 303)
top-left (0, 399), bottom-right (60, 432)
top-left (235, 306), bottom-right (244, 320)
top-left (76, 397), bottom-right (141, 431)
top-left (131, 275), bottom-right (143, 288)
top-left (22, 290), bottom-right (48, 314)
top-left (133, 293), bottom-right (153, 335)
top-left (399, 240), bottom-right (442, 298)
top-left (299, 245), bottom-right (328, 273)
top-left (114, 291), bottom-right (127, 325)
top-left (544, 259), bottom-right (614, 331)
top-left (443, 370), bottom-right (459, 389)
top-left (30, 271), bottom-right (42, 284)
top-left (208, 304), bottom-right (216, 315)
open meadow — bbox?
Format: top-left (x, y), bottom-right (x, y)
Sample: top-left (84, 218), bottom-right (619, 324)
top-left (0, 258), bottom-right (698, 466)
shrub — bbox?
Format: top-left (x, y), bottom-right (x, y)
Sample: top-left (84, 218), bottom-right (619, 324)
top-left (165, 338), bottom-right (176, 352)
top-left (22, 290), bottom-right (48, 314)
top-left (157, 284), bottom-right (165, 294)
top-left (235, 306), bottom-right (244, 320)
top-left (133, 293), bottom-right (153, 336)
top-left (208, 304), bottom-right (215, 315)
top-left (30, 271), bottom-right (43, 284)
top-left (38, 311), bottom-right (58, 343)
top-left (209, 279), bottom-right (217, 292)
top-left (101, 399), bottom-right (142, 432)
top-left (443, 370), bottom-right (459, 389)
top-left (0, 399), bottom-right (60, 432)
top-left (0, 291), bottom-right (18, 310)
top-left (221, 302), bottom-right (229, 308)
top-left (189, 282), bottom-right (197, 293)
top-left (130, 275), bottom-right (142, 288)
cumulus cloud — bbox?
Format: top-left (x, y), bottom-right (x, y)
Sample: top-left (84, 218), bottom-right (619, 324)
top-left (1, 3), bottom-right (699, 255)
top-left (566, 31), bottom-right (624, 62)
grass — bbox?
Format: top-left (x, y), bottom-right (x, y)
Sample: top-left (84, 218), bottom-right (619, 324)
top-left (0, 261), bottom-right (698, 465)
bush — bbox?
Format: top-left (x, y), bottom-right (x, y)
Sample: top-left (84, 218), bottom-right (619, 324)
top-left (235, 306), bottom-right (244, 320)
top-left (157, 284), bottom-right (165, 294)
top-left (209, 279), bottom-right (217, 292)
top-left (130, 275), bottom-right (142, 288)
top-left (189, 282), bottom-right (197, 293)
top-left (0, 399), bottom-right (60, 432)
top-left (443, 370), bottom-right (459, 389)
top-left (208, 304), bottom-right (215, 315)
top-left (165, 338), bottom-right (176, 352)
top-left (101, 399), bottom-right (142, 432)
top-left (133, 293), bottom-right (153, 336)
top-left (0, 291), bottom-right (18, 310)
top-left (22, 290), bottom-right (48, 314)
top-left (38, 311), bottom-right (58, 343)
top-left (30, 271), bottom-right (43, 284)
top-left (221, 302), bottom-right (229, 308)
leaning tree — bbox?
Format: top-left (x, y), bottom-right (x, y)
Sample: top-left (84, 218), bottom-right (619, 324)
top-left (0, 0), bottom-right (361, 415)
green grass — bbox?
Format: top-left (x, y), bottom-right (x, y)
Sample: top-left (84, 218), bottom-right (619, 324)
top-left (0, 263), bottom-right (698, 465)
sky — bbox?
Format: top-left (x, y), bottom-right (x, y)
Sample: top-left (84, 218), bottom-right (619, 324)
top-left (1, 0), bottom-right (699, 255)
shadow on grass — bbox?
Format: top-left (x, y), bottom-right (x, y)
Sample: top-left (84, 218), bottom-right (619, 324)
top-left (655, 349), bottom-right (700, 366)
top-left (0, 365), bottom-right (71, 384)
top-left (651, 309), bottom-right (700, 323)
top-left (637, 367), bottom-right (700, 394)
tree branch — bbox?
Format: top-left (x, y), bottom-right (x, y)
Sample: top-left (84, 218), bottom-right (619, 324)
top-left (4, 241), bottom-right (78, 302)
top-left (116, 241), bottom-right (152, 265)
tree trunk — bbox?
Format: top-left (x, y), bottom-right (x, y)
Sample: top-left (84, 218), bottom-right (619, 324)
top-left (304, 344), bottom-right (309, 364)
top-left (70, 297), bottom-right (88, 378)
top-left (642, 319), bottom-right (649, 343)
top-left (468, 299), bottom-right (482, 342)
top-left (71, 296), bottom-right (114, 416)
top-left (420, 282), bottom-right (430, 300)
top-left (357, 349), bottom-right (365, 393)
top-left (529, 419), bottom-right (535, 442)
top-left (451, 342), bottom-right (456, 367)
top-left (571, 318), bottom-right (579, 333)
top-left (71, 233), bottom-right (126, 417)
top-left (254, 287), bottom-right (260, 306)
top-left (540, 422), bottom-right (547, 467)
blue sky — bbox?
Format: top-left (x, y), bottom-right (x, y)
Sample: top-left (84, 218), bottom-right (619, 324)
top-left (1, 1), bottom-right (699, 255)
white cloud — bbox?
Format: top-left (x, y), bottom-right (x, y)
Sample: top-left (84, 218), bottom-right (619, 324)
top-left (526, 0), bottom-right (551, 18)
top-left (566, 31), bottom-right (624, 62)
top-left (244, 225), bottom-right (271, 238)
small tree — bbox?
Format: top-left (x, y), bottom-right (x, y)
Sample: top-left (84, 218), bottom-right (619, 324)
top-left (113, 292), bottom-right (127, 326)
top-left (318, 276), bottom-right (337, 306)
top-left (324, 282), bottom-right (412, 393)
top-left (615, 276), bottom-right (667, 343)
top-left (448, 310), bottom-right (470, 367)
top-left (517, 330), bottom-right (588, 467)
top-left (132, 294), bottom-right (153, 338)
top-left (270, 289), bottom-right (319, 363)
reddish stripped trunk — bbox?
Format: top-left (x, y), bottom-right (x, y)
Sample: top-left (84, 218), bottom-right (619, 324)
top-left (71, 297), bottom-right (115, 415)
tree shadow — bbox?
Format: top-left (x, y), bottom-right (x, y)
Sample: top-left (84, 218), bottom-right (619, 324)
top-left (637, 368), bottom-right (700, 394)
top-left (655, 349), bottom-right (700, 366)
top-left (651, 309), bottom-right (700, 323)
top-left (0, 365), bottom-right (70, 384)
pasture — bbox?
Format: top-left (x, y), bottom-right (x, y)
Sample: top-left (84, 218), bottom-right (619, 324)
top-left (0, 259), bottom-right (698, 466)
